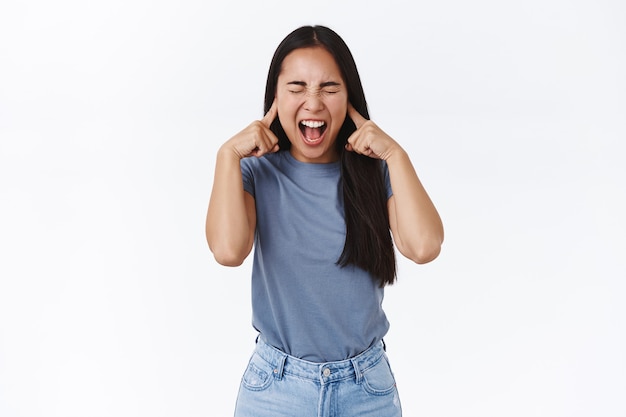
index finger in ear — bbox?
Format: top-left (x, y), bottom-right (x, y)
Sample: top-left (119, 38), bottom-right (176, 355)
top-left (261, 99), bottom-right (278, 128)
top-left (347, 102), bottom-right (367, 128)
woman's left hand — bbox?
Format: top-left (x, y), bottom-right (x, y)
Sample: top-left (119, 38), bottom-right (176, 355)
top-left (345, 103), bottom-right (399, 161)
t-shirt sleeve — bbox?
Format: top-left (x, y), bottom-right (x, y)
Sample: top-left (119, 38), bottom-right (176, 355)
top-left (381, 160), bottom-right (393, 200)
top-left (240, 158), bottom-right (255, 197)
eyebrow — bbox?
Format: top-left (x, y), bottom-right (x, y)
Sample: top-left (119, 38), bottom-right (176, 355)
top-left (286, 81), bottom-right (342, 88)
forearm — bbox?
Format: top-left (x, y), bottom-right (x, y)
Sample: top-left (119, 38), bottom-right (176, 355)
top-left (386, 148), bottom-right (444, 263)
top-left (206, 147), bottom-right (254, 266)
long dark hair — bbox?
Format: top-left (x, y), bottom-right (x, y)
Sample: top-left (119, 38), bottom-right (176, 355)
top-left (263, 25), bottom-right (396, 287)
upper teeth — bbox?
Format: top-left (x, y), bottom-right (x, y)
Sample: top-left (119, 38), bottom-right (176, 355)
top-left (301, 120), bottom-right (325, 128)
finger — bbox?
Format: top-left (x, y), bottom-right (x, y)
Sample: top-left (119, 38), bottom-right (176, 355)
top-left (252, 144), bottom-right (279, 158)
top-left (260, 132), bottom-right (279, 154)
top-left (347, 102), bottom-right (367, 129)
top-left (345, 134), bottom-right (366, 155)
top-left (346, 125), bottom-right (377, 158)
top-left (261, 98), bottom-right (278, 128)
top-left (252, 129), bottom-right (280, 157)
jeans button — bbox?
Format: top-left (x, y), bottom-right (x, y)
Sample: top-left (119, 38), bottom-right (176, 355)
top-left (323, 368), bottom-right (331, 377)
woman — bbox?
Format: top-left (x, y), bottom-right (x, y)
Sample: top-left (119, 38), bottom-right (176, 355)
top-left (206, 25), bottom-right (443, 417)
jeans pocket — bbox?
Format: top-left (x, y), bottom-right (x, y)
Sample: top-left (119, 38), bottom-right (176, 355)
top-left (361, 354), bottom-right (397, 396)
top-left (241, 353), bottom-right (274, 391)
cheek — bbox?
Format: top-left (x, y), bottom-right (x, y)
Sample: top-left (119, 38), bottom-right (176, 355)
top-left (276, 103), bottom-right (294, 126)
top-left (326, 95), bottom-right (347, 116)
top-left (276, 95), bottom-right (298, 117)
top-left (330, 103), bottom-right (348, 125)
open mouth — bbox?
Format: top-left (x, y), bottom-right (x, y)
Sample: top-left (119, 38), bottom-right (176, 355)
top-left (299, 120), bottom-right (327, 144)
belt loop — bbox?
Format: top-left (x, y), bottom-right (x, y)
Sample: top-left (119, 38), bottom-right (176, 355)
top-left (351, 358), bottom-right (363, 384)
top-left (273, 352), bottom-right (287, 380)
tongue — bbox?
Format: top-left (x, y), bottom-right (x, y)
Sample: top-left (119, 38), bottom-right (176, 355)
top-left (304, 126), bottom-right (322, 140)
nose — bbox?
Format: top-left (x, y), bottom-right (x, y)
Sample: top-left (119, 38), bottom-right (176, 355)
top-left (303, 90), bottom-right (324, 112)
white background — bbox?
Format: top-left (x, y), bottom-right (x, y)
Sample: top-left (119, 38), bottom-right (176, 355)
top-left (1, 0), bottom-right (625, 416)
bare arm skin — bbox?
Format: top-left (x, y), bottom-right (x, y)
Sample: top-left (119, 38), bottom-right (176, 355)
top-left (205, 101), bottom-right (279, 266)
top-left (346, 104), bottom-right (444, 264)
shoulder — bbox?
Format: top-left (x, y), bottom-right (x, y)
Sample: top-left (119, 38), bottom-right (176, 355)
top-left (380, 160), bottom-right (393, 199)
top-left (380, 159), bottom-right (389, 174)
top-left (240, 152), bottom-right (292, 185)
top-left (241, 151), bottom-right (283, 174)
top-left (241, 151), bottom-right (285, 170)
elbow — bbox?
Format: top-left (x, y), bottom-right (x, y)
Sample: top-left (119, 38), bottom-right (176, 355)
top-left (412, 243), bottom-right (441, 264)
top-left (210, 246), bottom-right (249, 267)
top-left (400, 236), bottom-right (443, 265)
top-left (207, 235), bottom-right (251, 267)
top-left (206, 225), bottom-right (253, 267)
top-left (214, 255), bottom-right (246, 267)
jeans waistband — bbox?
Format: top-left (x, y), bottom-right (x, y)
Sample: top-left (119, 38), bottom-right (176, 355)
top-left (254, 335), bottom-right (386, 385)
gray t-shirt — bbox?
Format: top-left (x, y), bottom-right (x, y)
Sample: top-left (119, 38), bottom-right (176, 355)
top-left (241, 151), bottom-right (393, 362)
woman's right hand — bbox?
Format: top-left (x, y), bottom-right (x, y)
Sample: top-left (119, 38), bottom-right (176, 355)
top-left (222, 99), bottom-right (280, 159)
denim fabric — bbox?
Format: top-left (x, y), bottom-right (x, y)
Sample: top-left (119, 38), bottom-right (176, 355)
top-left (234, 336), bottom-right (402, 417)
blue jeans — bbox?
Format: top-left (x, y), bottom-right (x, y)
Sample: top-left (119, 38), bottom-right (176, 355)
top-left (234, 336), bottom-right (402, 417)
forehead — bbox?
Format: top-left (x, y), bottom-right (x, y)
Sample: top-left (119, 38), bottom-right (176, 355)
top-left (279, 47), bottom-right (343, 81)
